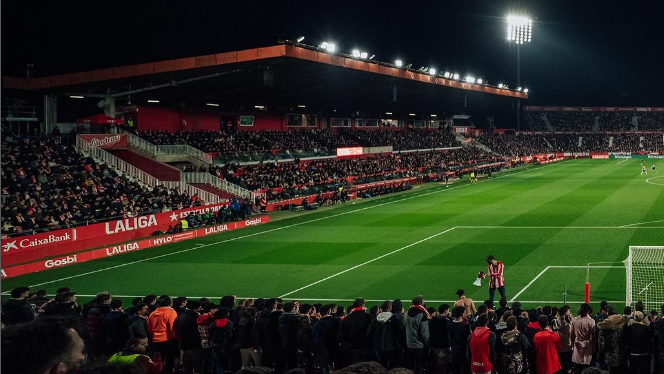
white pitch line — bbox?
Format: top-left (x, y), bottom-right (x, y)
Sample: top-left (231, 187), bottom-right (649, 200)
top-left (278, 227), bottom-right (459, 298)
top-left (620, 219), bottom-right (664, 228)
top-left (645, 176), bottom-right (664, 187)
top-left (456, 225), bottom-right (663, 229)
top-left (511, 266), bottom-right (551, 302)
top-left (16, 162), bottom-right (562, 289)
top-left (616, 159), bottom-right (630, 165)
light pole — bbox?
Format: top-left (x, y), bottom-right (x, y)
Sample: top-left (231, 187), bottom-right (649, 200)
top-left (507, 15), bottom-right (532, 130)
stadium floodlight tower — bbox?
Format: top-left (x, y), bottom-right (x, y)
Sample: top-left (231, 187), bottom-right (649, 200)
top-left (507, 15), bottom-right (532, 130)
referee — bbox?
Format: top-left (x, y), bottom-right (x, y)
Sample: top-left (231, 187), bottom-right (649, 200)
top-left (483, 255), bottom-right (506, 306)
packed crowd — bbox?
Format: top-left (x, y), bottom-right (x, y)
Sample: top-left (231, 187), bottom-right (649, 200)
top-left (207, 148), bottom-right (499, 197)
top-left (473, 134), bottom-right (551, 157)
top-left (139, 129), bottom-right (461, 159)
top-left (1, 136), bottom-right (202, 237)
top-left (525, 111), bottom-right (664, 132)
top-left (3, 286), bottom-right (664, 374)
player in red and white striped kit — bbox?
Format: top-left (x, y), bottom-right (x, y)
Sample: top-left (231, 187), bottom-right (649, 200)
top-left (483, 255), bottom-right (506, 306)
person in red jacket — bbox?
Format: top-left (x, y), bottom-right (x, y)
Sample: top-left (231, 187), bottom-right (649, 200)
top-left (468, 313), bottom-right (496, 374)
top-left (147, 296), bottom-right (178, 374)
top-left (533, 315), bottom-right (562, 374)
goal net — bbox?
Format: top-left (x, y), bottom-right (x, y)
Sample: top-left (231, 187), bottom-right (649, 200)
top-left (624, 246), bottom-right (664, 310)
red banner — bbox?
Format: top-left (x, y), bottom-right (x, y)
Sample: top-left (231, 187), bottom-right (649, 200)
top-left (1, 216), bottom-right (270, 279)
top-left (77, 134), bottom-right (128, 149)
top-left (591, 152), bottom-right (609, 159)
top-left (1, 203), bottom-right (228, 266)
top-left (525, 106), bottom-right (664, 113)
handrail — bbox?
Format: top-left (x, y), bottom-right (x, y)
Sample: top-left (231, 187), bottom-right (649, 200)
top-left (75, 136), bottom-right (222, 205)
top-left (118, 129), bottom-right (212, 164)
top-left (183, 172), bottom-right (256, 200)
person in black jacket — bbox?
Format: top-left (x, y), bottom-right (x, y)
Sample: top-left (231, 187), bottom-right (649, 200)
top-left (312, 304), bottom-right (341, 374)
top-left (236, 307), bottom-right (261, 368)
top-left (279, 301), bottom-right (301, 372)
top-left (654, 304), bottom-right (664, 374)
top-left (429, 304), bottom-right (452, 374)
top-left (499, 316), bottom-right (529, 374)
top-left (84, 293), bottom-right (113, 356)
top-left (40, 291), bottom-right (82, 318)
top-left (252, 298), bottom-right (277, 370)
top-left (366, 300), bottom-right (406, 370)
top-left (341, 297), bottom-right (373, 365)
top-left (2, 286), bottom-right (35, 325)
top-left (209, 308), bottom-right (235, 374)
top-left (178, 300), bottom-right (202, 374)
top-left (297, 304), bottom-right (317, 372)
top-left (624, 311), bottom-right (652, 374)
top-left (101, 299), bottom-right (130, 355)
top-left (448, 306), bottom-right (470, 374)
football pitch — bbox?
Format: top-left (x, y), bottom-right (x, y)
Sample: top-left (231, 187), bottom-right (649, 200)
top-left (3, 159), bottom-right (664, 309)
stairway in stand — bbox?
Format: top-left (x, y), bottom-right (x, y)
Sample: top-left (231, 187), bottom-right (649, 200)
top-left (109, 149), bottom-right (181, 181)
top-left (191, 183), bottom-right (238, 200)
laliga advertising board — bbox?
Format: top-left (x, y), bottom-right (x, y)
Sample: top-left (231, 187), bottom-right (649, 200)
top-left (0, 203), bottom-right (231, 266)
top-left (1, 216), bottom-right (270, 278)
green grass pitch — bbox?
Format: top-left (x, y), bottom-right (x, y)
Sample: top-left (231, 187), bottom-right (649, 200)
top-left (3, 159), bottom-right (663, 309)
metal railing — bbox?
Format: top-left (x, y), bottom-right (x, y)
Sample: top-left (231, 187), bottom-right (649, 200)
top-left (75, 136), bottom-right (222, 205)
top-left (183, 172), bottom-right (256, 200)
top-left (118, 129), bottom-right (212, 164)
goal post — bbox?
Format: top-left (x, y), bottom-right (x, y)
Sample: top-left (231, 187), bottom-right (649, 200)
top-left (624, 246), bottom-right (664, 310)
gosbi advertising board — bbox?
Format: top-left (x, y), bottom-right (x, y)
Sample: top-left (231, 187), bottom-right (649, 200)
top-left (1, 216), bottom-right (270, 278)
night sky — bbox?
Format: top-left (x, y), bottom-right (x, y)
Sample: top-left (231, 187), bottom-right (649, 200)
top-left (3, 0), bottom-right (663, 107)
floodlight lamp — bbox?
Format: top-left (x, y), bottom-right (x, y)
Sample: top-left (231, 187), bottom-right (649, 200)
top-left (69, 95), bottom-right (84, 99)
top-left (498, 83), bottom-right (504, 89)
top-left (320, 42), bottom-right (328, 49)
top-left (369, 55), bottom-right (375, 60)
top-left (296, 36), bottom-right (305, 43)
top-left (395, 59), bottom-right (403, 67)
top-left (516, 87), bottom-right (522, 91)
top-left (453, 73), bottom-right (460, 80)
top-left (429, 68), bottom-right (436, 75)
top-left (206, 103), bottom-right (219, 107)
top-left (523, 88), bottom-right (529, 93)
top-left (360, 52), bottom-right (368, 59)
top-left (147, 99), bottom-right (160, 103)
top-left (385, 112), bottom-right (393, 115)
top-left (443, 72), bottom-right (451, 78)
top-left (477, 78), bottom-right (483, 84)
top-left (352, 49), bottom-right (361, 57)
top-left (465, 76), bottom-right (476, 83)
top-left (404, 63), bottom-right (413, 69)
top-left (326, 43), bottom-right (336, 52)
top-left (409, 113), bottom-right (416, 116)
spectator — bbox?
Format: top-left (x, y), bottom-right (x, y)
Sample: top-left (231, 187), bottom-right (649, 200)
top-left (147, 296), bottom-right (179, 374)
top-left (454, 289), bottom-right (477, 318)
top-left (2, 286), bottom-right (36, 325)
top-left (236, 307), bottom-right (261, 368)
top-left (107, 336), bottom-right (163, 374)
top-left (596, 308), bottom-right (626, 373)
top-left (468, 313), bottom-right (497, 374)
top-left (499, 315), bottom-right (529, 374)
top-left (312, 304), bottom-right (341, 374)
top-left (428, 303), bottom-right (452, 374)
top-left (404, 295), bottom-right (430, 374)
top-left (84, 292), bottom-right (113, 356)
top-left (209, 308), bottom-right (236, 374)
top-left (297, 303), bottom-right (316, 371)
top-left (534, 315), bottom-right (562, 374)
top-left (198, 302), bottom-right (219, 374)
top-left (128, 302), bottom-right (149, 339)
top-left (624, 311), bottom-right (652, 374)
top-left (341, 297), bottom-right (373, 365)
top-left (2, 316), bottom-right (86, 374)
top-left (178, 300), bottom-right (203, 374)
top-left (448, 306), bottom-right (471, 374)
top-left (551, 305), bottom-right (573, 374)
top-left (367, 300), bottom-right (406, 370)
top-left (101, 299), bottom-right (130, 355)
top-left (571, 303), bottom-right (596, 374)
top-left (279, 301), bottom-right (301, 371)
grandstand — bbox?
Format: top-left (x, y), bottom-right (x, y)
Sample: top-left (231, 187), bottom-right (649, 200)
top-left (2, 3), bottom-right (664, 374)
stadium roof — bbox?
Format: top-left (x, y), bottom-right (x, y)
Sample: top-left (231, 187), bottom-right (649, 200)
top-left (3, 44), bottom-right (526, 115)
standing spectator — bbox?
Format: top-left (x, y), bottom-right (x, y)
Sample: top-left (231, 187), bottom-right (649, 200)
top-left (85, 292), bottom-right (113, 356)
top-left (209, 308), bottom-right (236, 374)
top-left (128, 302), bottom-right (150, 339)
top-left (367, 300), bottom-right (405, 370)
top-left (454, 289), bottom-right (477, 318)
top-left (297, 304), bottom-right (316, 372)
top-left (533, 315), bottom-right (562, 374)
top-left (147, 296), bottom-right (179, 374)
top-left (40, 291), bottom-right (81, 318)
top-left (429, 304), bottom-right (452, 374)
top-left (524, 309), bottom-right (541, 374)
top-left (391, 299), bottom-right (407, 368)
top-left (571, 303), bottom-right (596, 374)
top-left (178, 301), bottom-right (203, 374)
top-left (468, 313), bottom-right (497, 374)
top-left (405, 295), bottom-right (430, 374)
top-left (108, 336), bottom-right (163, 374)
top-left (596, 309), bottom-right (627, 373)
top-left (495, 298), bottom-right (510, 322)
top-left (198, 302), bottom-right (219, 374)
top-left (341, 297), bottom-right (373, 365)
top-left (448, 306), bottom-right (471, 374)
top-left (237, 307), bottom-right (261, 368)
top-left (654, 304), bottom-right (664, 374)
top-left (102, 299), bottom-right (130, 355)
top-left (32, 289), bottom-right (51, 309)
top-left (624, 311), bottom-right (652, 374)
top-left (2, 286), bottom-right (35, 325)
top-left (499, 315), bottom-right (529, 374)
top-left (279, 301), bottom-right (301, 371)
top-left (312, 304), bottom-right (340, 374)
top-left (551, 306), bottom-right (573, 374)
top-left (253, 299), bottom-right (276, 369)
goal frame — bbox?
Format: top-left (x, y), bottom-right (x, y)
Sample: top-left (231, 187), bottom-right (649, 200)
top-left (624, 246), bottom-right (664, 310)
